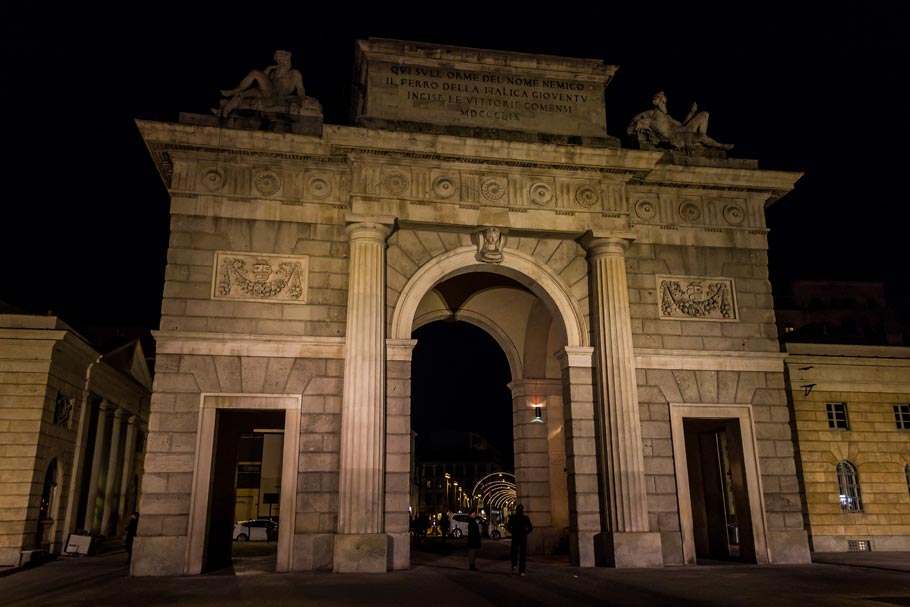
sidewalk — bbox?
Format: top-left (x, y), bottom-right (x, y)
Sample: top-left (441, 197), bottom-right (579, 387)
top-left (811, 551), bottom-right (910, 573)
top-left (0, 541), bottom-right (906, 607)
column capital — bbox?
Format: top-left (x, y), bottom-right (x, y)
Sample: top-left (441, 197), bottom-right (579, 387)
top-left (345, 214), bottom-right (396, 243)
top-left (386, 338), bottom-right (418, 361)
top-left (578, 231), bottom-right (635, 259)
top-left (112, 407), bottom-right (125, 419)
top-left (126, 414), bottom-right (138, 426)
top-left (556, 346), bottom-right (595, 370)
top-left (99, 400), bottom-right (114, 412)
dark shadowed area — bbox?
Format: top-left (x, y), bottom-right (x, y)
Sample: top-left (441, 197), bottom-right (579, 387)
top-left (411, 321), bottom-right (513, 465)
top-left (3, 2), bottom-right (908, 425)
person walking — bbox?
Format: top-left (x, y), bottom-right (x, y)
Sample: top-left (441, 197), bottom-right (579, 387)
top-left (440, 512), bottom-right (451, 542)
top-left (125, 512), bottom-right (139, 563)
top-left (506, 504), bottom-right (533, 575)
top-left (467, 509), bottom-right (482, 571)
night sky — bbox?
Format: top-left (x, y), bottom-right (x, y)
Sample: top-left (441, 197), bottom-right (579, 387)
top-left (3, 4), bottom-right (908, 456)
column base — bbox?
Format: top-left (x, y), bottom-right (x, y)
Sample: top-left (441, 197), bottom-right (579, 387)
top-left (595, 531), bottom-right (663, 568)
top-left (387, 532), bottom-right (410, 570)
top-left (333, 533), bottom-right (389, 573)
top-left (570, 530), bottom-right (598, 567)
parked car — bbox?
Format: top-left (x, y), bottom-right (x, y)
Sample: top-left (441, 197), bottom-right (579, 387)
top-left (449, 513), bottom-right (471, 538)
top-left (232, 519), bottom-right (278, 542)
top-left (448, 513), bottom-right (503, 539)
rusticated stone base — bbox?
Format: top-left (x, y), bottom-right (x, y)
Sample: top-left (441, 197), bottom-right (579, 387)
top-left (131, 536), bottom-right (187, 576)
top-left (387, 532), bottom-right (410, 570)
top-left (527, 527), bottom-right (569, 555)
top-left (332, 533), bottom-right (388, 573)
top-left (0, 547), bottom-right (20, 567)
top-left (293, 533), bottom-right (334, 571)
top-left (768, 529), bottom-right (811, 563)
top-left (595, 531), bottom-right (663, 568)
top-left (570, 530), bottom-right (598, 567)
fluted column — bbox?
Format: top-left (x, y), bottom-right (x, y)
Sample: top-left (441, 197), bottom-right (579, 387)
top-left (335, 220), bottom-right (392, 573)
top-left (101, 408), bottom-right (125, 536)
top-left (83, 401), bottom-right (111, 531)
top-left (583, 234), bottom-right (662, 567)
top-left (116, 415), bottom-right (139, 533)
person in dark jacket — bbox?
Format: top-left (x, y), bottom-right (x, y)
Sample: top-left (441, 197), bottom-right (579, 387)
top-left (506, 504), bottom-right (532, 575)
top-left (467, 509), bottom-right (482, 571)
top-left (440, 512), bottom-right (451, 541)
top-left (125, 512), bottom-right (139, 563)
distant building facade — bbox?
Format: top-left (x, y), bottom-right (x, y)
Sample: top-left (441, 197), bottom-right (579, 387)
top-left (415, 432), bottom-right (504, 515)
top-left (784, 344), bottom-right (910, 552)
top-left (0, 315), bottom-right (151, 566)
top-left (134, 39), bottom-right (812, 575)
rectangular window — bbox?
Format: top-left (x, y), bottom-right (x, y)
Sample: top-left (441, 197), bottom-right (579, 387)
top-left (895, 404), bottom-right (910, 430)
top-left (826, 403), bottom-right (849, 430)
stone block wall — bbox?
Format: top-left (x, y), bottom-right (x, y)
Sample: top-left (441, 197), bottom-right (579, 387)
top-left (139, 352), bottom-right (344, 573)
top-left (637, 367), bottom-right (805, 564)
top-left (161, 215), bottom-right (349, 337)
top-left (627, 244), bottom-right (778, 353)
top-left (0, 344), bottom-right (53, 565)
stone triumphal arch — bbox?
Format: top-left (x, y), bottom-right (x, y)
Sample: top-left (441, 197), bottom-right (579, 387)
top-left (133, 39), bottom-right (810, 575)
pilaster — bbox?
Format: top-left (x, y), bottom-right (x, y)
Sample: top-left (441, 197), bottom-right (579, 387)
top-left (83, 401), bottom-right (111, 532)
top-left (335, 220), bottom-right (393, 573)
top-left (101, 408), bottom-right (125, 536)
top-left (582, 234), bottom-right (662, 567)
top-left (556, 347), bottom-right (600, 566)
top-left (117, 415), bottom-right (139, 534)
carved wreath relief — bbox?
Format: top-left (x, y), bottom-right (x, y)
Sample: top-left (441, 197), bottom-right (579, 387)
top-left (212, 251), bottom-right (308, 304)
top-left (657, 275), bottom-right (737, 321)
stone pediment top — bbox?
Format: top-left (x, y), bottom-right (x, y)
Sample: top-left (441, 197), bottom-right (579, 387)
top-left (358, 38), bottom-right (618, 83)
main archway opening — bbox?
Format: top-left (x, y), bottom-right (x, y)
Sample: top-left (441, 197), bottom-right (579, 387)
top-left (411, 320), bottom-right (513, 540)
top-left (405, 269), bottom-right (573, 565)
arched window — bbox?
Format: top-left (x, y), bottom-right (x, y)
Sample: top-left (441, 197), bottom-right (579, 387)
top-left (38, 459), bottom-right (58, 522)
top-left (905, 464), bottom-right (910, 498)
top-left (837, 461), bottom-right (862, 513)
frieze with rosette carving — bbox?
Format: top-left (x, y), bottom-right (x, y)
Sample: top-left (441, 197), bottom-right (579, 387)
top-left (212, 251), bottom-right (309, 304)
top-left (656, 275), bottom-right (737, 321)
top-left (253, 170), bottom-right (282, 196)
top-left (381, 169), bottom-right (410, 195)
top-left (480, 175), bottom-right (508, 203)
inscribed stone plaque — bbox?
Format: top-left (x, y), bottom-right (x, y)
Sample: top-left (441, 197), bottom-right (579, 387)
top-left (657, 275), bottom-right (737, 321)
top-left (354, 39), bottom-right (616, 138)
top-left (212, 251), bottom-right (308, 304)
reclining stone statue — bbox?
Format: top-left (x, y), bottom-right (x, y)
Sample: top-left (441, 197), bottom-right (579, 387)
top-left (213, 49), bottom-right (317, 118)
top-left (627, 91), bottom-right (733, 154)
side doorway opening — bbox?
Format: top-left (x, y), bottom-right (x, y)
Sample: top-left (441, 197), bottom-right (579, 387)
top-left (186, 394), bottom-right (300, 576)
top-left (682, 418), bottom-right (754, 562)
top-left (670, 404), bottom-right (770, 565)
top-left (205, 410), bottom-right (284, 574)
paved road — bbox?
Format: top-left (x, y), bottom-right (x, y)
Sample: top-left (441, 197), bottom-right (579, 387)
top-left (1, 540), bottom-right (908, 607)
